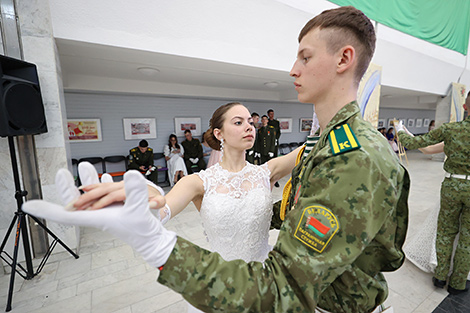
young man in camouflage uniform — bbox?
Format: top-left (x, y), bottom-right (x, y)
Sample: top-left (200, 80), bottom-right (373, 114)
top-left (23, 6), bottom-right (409, 313)
top-left (396, 91), bottom-right (470, 295)
top-left (128, 139), bottom-right (158, 184)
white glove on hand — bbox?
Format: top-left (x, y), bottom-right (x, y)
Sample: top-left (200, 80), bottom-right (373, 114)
top-left (189, 158), bottom-right (195, 163)
top-left (394, 120), bottom-right (405, 133)
top-left (23, 170), bottom-right (177, 268)
top-left (194, 158), bottom-right (199, 163)
top-left (268, 152), bottom-right (274, 158)
top-left (248, 150), bottom-right (254, 156)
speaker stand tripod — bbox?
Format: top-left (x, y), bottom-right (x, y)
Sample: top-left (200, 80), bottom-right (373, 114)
top-left (0, 136), bottom-right (79, 312)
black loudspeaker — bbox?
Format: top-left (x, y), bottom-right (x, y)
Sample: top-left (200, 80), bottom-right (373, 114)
top-left (0, 55), bottom-right (47, 137)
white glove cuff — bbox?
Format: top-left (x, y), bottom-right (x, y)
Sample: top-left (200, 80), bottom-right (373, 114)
top-left (161, 204), bottom-right (171, 225)
top-left (146, 229), bottom-right (177, 268)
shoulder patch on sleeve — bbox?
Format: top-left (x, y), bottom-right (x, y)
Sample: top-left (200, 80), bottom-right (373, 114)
top-left (148, 148), bottom-right (153, 152)
top-left (294, 205), bottom-right (339, 253)
top-left (130, 148), bottom-right (137, 152)
top-left (328, 124), bottom-right (361, 156)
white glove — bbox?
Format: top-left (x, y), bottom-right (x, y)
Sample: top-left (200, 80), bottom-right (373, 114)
top-left (193, 158), bottom-right (199, 163)
top-left (189, 158), bottom-right (195, 163)
top-left (268, 152), bottom-right (274, 158)
top-left (403, 126), bottom-right (414, 137)
top-left (255, 152), bottom-right (261, 159)
top-left (100, 173), bottom-right (113, 183)
top-left (248, 150), bottom-right (254, 156)
top-left (394, 120), bottom-right (405, 133)
top-left (145, 166), bottom-right (156, 176)
top-left (23, 170), bottom-right (177, 268)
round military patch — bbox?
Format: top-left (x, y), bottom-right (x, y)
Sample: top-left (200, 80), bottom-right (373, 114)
top-left (294, 205), bottom-right (339, 253)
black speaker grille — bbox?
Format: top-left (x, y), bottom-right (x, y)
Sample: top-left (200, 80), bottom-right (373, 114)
top-left (4, 82), bottom-right (45, 130)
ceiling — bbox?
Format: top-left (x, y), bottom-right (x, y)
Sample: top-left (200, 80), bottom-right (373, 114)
top-left (56, 39), bottom-right (439, 108)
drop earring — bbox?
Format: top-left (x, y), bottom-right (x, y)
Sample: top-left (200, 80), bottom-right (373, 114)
top-left (220, 138), bottom-right (224, 160)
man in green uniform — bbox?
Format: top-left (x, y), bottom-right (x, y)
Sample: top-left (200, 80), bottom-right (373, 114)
top-left (128, 139), bottom-right (158, 184)
top-left (257, 114), bottom-right (277, 164)
top-left (396, 91), bottom-right (470, 295)
top-left (23, 6), bottom-right (409, 313)
top-left (268, 109), bottom-right (281, 157)
top-left (181, 129), bottom-right (206, 173)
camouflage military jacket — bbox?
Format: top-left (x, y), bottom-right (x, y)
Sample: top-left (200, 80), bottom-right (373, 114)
top-left (158, 101), bottom-right (409, 313)
top-left (398, 116), bottom-right (470, 175)
top-left (182, 138), bottom-right (203, 160)
top-left (128, 147), bottom-right (154, 170)
top-left (257, 125), bottom-right (276, 156)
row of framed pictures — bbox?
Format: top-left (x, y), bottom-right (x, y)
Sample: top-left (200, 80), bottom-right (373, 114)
top-left (377, 118), bottom-right (431, 129)
top-left (68, 117), bottom-right (317, 142)
top-left (68, 117), bottom-right (202, 142)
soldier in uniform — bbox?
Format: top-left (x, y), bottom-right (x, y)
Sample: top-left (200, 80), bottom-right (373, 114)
top-left (181, 129), bottom-right (206, 173)
top-left (257, 115), bottom-right (277, 164)
top-left (128, 139), bottom-right (158, 184)
top-left (396, 91), bottom-right (470, 295)
top-left (267, 109), bottom-right (281, 158)
top-left (24, 6), bottom-right (409, 313)
top-left (246, 112), bottom-right (260, 164)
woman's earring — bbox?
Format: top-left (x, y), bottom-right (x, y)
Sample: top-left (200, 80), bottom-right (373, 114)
top-left (220, 138), bottom-right (224, 159)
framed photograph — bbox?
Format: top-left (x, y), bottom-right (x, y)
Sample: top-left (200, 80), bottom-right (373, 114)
top-left (423, 118), bottom-right (430, 127)
top-left (415, 119), bottom-right (423, 127)
top-left (278, 118), bottom-right (292, 133)
top-left (174, 117), bottom-right (202, 137)
top-left (123, 118), bottom-right (157, 140)
top-left (407, 119), bottom-right (415, 127)
top-left (377, 119), bottom-right (385, 128)
top-left (300, 118), bottom-right (313, 132)
top-left (68, 119), bottom-right (102, 142)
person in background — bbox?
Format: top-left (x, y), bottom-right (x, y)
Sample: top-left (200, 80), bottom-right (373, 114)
top-left (396, 91), bottom-right (470, 295)
top-left (257, 115), bottom-right (277, 165)
top-left (128, 139), bottom-right (158, 184)
top-left (200, 131), bottom-right (212, 166)
top-left (267, 108), bottom-right (281, 157)
top-left (246, 112), bottom-right (260, 164)
top-left (201, 131), bottom-right (221, 168)
top-left (181, 129), bottom-right (206, 173)
top-left (164, 134), bottom-right (187, 186)
top-left (428, 120), bottom-right (435, 132)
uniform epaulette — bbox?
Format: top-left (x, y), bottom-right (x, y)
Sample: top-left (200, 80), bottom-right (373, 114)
top-left (130, 148), bottom-right (137, 152)
top-left (328, 123), bottom-right (361, 156)
top-left (148, 148), bottom-right (153, 152)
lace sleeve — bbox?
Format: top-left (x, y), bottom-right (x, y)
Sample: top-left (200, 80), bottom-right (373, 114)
top-left (196, 168), bottom-right (209, 192)
top-left (259, 163), bottom-right (272, 187)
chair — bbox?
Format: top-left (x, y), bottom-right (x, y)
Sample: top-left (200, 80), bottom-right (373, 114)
top-left (78, 157), bottom-right (105, 180)
top-left (103, 155), bottom-right (128, 181)
top-left (279, 143), bottom-right (291, 155)
top-left (153, 153), bottom-right (170, 186)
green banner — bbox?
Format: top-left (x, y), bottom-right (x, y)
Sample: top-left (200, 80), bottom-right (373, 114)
top-left (329, 0), bottom-right (470, 55)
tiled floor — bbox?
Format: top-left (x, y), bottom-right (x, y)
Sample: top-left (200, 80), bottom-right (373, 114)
top-left (0, 151), bottom-right (460, 312)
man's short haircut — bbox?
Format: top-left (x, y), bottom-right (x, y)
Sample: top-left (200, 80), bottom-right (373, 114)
top-left (298, 6), bottom-right (376, 84)
top-left (139, 139), bottom-right (148, 147)
top-left (262, 115), bottom-right (268, 119)
top-left (267, 109), bottom-right (274, 114)
top-left (251, 112), bottom-right (259, 118)
top-left (184, 129), bottom-right (192, 134)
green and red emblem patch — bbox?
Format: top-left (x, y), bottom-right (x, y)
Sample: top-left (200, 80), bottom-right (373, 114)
top-left (294, 205), bottom-right (339, 253)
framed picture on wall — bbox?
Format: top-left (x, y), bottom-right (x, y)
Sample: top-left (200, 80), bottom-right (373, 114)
top-left (407, 119), bottom-right (415, 127)
top-left (278, 118), bottom-right (292, 133)
top-left (377, 119), bottom-right (385, 128)
top-left (423, 118), bottom-right (430, 127)
top-left (123, 118), bottom-right (157, 140)
top-left (300, 118), bottom-right (313, 132)
top-left (174, 117), bottom-right (202, 137)
top-left (68, 119), bottom-right (102, 142)
top-left (416, 119), bottom-right (423, 127)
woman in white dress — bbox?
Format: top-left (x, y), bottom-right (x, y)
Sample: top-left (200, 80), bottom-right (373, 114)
top-left (164, 134), bottom-right (188, 186)
top-left (158, 102), bottom-right (301, 312)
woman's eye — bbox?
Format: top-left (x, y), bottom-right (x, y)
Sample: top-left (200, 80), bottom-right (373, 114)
top-left (235, 121), bottom-right (242, 125)
top-left (249, 122), bottom-right (254, 126)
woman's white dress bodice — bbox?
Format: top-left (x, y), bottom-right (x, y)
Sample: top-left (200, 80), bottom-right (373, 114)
top-left (196, 162), bottom-right (273, 263)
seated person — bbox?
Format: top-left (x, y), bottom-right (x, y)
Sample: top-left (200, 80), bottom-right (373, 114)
top-left (181, 129), bottom-right (206, 173)
top-left (164, 134), bottom-right (187, 186)
top-left (128, 140), bottom-right (158, 184)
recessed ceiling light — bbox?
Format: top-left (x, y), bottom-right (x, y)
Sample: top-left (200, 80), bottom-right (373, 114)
top-left (264, 81), bottom-right (279, 88)
top-left (138, 67), bottom-right (160, 76)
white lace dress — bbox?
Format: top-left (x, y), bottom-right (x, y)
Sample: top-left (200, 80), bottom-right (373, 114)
top-left (187, 162), bottom-right (273, 312)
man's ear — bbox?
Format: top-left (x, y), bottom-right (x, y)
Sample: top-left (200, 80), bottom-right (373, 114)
top-left (337, 45), bottom-right (355, 74)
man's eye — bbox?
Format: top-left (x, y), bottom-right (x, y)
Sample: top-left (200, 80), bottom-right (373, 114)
top-left (303, 57), bottom-right (310, 63)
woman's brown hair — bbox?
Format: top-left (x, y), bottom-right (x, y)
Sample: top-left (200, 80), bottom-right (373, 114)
top-left (204, 102), bottom-right (243, 150)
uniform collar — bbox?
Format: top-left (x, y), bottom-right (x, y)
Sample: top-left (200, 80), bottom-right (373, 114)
top-left (323, 101), bottom-right (360, 134)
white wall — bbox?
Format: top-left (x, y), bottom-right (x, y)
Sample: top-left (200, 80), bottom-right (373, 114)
top-left (379, 108), bottom-right (436, 135)
top-left (65, 92), bottom-right (313, 160)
